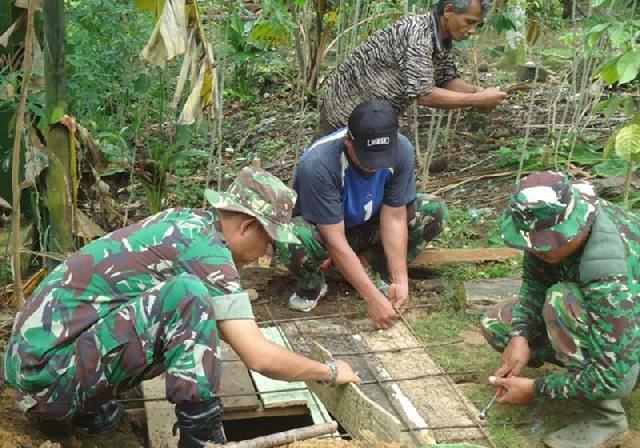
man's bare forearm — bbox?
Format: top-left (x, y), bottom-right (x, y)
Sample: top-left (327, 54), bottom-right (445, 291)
top-left (219, 320), bottom-right (333, 382)
top-left (380, 205), bottom-right (409, 286)
top-left (418, 86), bottom-right (480, 109)
top-left (444, 78), bottom-right (483, 94)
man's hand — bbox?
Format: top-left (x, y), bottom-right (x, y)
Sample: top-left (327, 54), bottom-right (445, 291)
top-left (490, 375), bottom-right (536, 405)
top-left (495, 336), bottom-right (531, 378)
top-left (473, 87), bottom-right (507, 110)
top-left (335, 360), bottom-right (362, 385)
top-left (366, 295), bottom-right (398, 329)
top-left (388, 283), bottom-right (409, 313)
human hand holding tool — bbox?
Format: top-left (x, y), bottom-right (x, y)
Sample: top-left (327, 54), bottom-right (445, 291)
top-left (479, 387), bottom-right (505, 420)
top-left (490, 375), bottom-right (535, 405)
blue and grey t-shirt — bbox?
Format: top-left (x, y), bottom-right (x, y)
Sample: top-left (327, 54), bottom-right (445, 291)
top-left (292, 128), bottom-right (416, 228)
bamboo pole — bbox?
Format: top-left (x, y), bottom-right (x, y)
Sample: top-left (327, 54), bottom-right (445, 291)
top-left (10, 2), bottom-right (36, 307)
top-left (204, 422), bottom-right (338, 448)
top-left (44, 0), bottom-right (74, 265)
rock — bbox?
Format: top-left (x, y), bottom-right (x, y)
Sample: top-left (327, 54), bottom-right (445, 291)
top-left (477, 63), bottom-right (490, 73)
top-left (39, 443), bottom-right (62, 448)
top-left (516, 62), bottom-right (549, 82)
top-left (246, 288), bottom-right (259, 302)
top-left (464, 278), bottom-right (521, 311)
top-left (428, 157), bottom-right (448, 173)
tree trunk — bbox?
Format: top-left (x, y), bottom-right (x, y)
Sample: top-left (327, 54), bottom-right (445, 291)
top-left (44, 0), bottom-right (74, 264)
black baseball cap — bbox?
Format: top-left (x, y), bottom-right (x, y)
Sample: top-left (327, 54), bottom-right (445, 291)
top-left (347, 100), bottom-right (399, 170)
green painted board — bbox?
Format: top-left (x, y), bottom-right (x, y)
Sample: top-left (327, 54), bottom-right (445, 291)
top-left (250, 327), bottom-right (332, 425)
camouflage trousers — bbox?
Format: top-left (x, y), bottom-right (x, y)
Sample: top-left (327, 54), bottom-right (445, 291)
top-left (481, 282), bottom-right (639, 397)
top-left (481, 282), bottom-right (585, 369)
top-left (276, 193), bottom-right (448, 298)
top-left (18, 273), bottom-right (221, 420)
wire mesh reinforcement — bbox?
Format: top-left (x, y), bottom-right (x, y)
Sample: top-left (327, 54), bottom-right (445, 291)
top-left (126, 297), bottom-right (496, 447)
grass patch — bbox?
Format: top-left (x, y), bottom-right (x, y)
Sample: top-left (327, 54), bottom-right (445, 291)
top-left (411, 306), bottom-right (640, 447)
top-left (434, 205), bottom-right (503, 250)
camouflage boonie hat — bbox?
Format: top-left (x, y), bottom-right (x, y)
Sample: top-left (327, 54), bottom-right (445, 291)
top-left (205, 167), bottom-right (300, 244)
top-left (500, 171), bottom-right (597, 252)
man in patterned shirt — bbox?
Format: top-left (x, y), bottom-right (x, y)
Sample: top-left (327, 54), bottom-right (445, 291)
top-left (481, 171), bottom-right (640, 448)
top-left (318, 0), bottom-right (507, 136)
top-left (3, 167), bottom-right (360, 448)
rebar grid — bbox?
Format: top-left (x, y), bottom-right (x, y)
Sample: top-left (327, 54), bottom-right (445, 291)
top-left (391, 308), bottom-right (498, 448)
top-left (118, 299), bottom-right (497, 444)
top-left (334, 304), bottom-right (424, 447)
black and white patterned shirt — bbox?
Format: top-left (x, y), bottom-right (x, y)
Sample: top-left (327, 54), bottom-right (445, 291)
top-left (322, 13), bottom-right (459, 129)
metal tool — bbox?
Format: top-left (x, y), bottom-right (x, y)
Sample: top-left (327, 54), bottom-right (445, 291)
top-left (479, 390), bottom-right (500, 420)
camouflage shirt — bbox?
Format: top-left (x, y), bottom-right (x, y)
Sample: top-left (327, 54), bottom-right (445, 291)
top-left (511, 200), bottom-right (640, 400)
top-left (4, 208), bottom-right (253, 392)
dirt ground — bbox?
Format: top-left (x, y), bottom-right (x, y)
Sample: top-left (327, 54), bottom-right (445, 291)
top-left (0, 382), bottom-right (145, 448)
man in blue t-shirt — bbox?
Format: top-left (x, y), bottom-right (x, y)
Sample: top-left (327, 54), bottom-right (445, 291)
top-left (276, 100), bottom-right (448, 328)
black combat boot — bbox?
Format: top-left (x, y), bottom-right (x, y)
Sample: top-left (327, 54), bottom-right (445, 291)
top-left (174, 398), bottom-right (226, 448)
top-left (72, 400), bottom-right (124, 434)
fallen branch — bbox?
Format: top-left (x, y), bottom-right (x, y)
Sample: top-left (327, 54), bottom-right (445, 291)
top-left (205, 422), bottom-right (338, 448)
top-left (425, 170), bottom-right (517, 196)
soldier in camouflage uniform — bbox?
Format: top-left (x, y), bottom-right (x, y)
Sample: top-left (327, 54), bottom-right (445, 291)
top-left (481, 171), bottom-right (640, 448)
top-left (277, 100), bottom-right (448, 328)
top-left (3, 167), bottom-right (360, 448)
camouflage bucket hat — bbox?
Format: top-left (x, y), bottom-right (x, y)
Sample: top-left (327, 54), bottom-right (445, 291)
top-left (500, 171), bottom-right (597, 252)
top-left (205, 167), bottom-right (300, 244)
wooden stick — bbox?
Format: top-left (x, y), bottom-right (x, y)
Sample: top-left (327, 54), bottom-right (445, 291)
top-left (205, 422), bottom-right (338, 448)
top-left (410, 248), bottom-right (521, 267)
top-left (11, 1), bottom-right (36, 307)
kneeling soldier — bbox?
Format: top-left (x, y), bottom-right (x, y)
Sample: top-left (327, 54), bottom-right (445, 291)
top-left (3, 167), bottom-right (361, 448)
top-left (482, 171), bottom-right (639, 448)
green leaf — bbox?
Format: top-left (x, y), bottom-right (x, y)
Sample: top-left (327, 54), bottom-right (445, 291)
top-left (593, 99), bottom-right (610, 115)
top-left (50, 106), bottom-right (64, 124)
top-left (615, 124), bottom-right (640, 159)
top-left (133, 74), bottom-right (151, 93)
top-left (594, 158), bottom-right (627, 177)
top-left (543, 47), bottom-right (574, 59)
top-left (617, 51), bottom-right (640, 85)
top-left (604, 97), bottom-right (622, 120)
top-left (603, 132), bottom-right (617, 159)
top-left (623, 98), bottom-right (637, 118)
top-left (597, 56), bottom-right (621, 85)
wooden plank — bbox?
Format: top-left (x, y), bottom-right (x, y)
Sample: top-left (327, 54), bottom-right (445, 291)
top-left (280, 319), bottom-right (423, 444)
top-left (142, 375), bottom-right (179, 448)
top-left (306, 342), bottom-right (402, 443)
top-left (250, 328), bottom-right (312, 409)
top-left (219, 342), bottom-right (261, 412)
top-left (251, 328), bottom-right (332, 428)
top-left (410, 247), bottom-right (521, 267)
top-left (358, 322), bottom-right (485, 444)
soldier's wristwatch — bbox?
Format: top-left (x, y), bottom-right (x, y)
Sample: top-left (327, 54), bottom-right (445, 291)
top-left (322, 359), bottom-right (339, 386)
